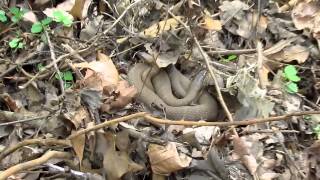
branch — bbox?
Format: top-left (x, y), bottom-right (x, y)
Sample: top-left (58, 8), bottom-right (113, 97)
top-left (67, 111), bottom-right (320, 139)
top-left (0, 139), bottom-right (71, 162)
top-left (0, 151), bottom-right (72, 180)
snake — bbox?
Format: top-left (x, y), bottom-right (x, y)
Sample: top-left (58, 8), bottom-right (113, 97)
top-left (128, 63), bottom-right (218, 121)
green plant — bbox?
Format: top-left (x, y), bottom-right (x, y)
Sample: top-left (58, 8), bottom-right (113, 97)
top-left (220, 54), bottom-right (237, 63)
top-left (9, 7), bottom-right (27, 23)
top-left (0, 10), bottom-right (8, 22)
top-left (313, 124), bottom-right (320, 139)
top-left (31, 17), bottom-right (53, 33)
top-left (55, 70), bottom-right (74, 89)
top-left (283, 65), bottom-right (301, 94)
top-left (52, 10), bottom-right (73, 27)
top-left (9, 38), bottom-right (24, 49)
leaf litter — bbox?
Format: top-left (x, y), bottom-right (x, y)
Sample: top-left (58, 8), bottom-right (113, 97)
top-left (0, 0), bottom-right (320, 179)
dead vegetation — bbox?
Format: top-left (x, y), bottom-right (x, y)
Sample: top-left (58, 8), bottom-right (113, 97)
top-left (0, 0), bottom-right (320, 179)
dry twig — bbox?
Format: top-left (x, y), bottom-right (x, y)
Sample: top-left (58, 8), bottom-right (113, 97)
top-left (0, 139), bottom-right (71, 162)
top-left (0, 151), bottom-right (72, 180)
top-left (67, 111), bottom-right (320, 139)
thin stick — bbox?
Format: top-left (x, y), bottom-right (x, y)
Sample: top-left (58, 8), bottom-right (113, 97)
top-left (44, 30), bottom-right (65, 94)
top-left (0, 139), bottom-right (71, 162)
top-left (256, 40), bottom-right (266, 89)
top-left (207, 48), bottom-right (256, 55)
top-left (0, 114), bottom-right (50, 127)
top-left (0, 151), bottom-right (72, 180)
top-left (0, 50), bottom-right (38, 79)
top-left (67, 111), bottom-right (320, 139)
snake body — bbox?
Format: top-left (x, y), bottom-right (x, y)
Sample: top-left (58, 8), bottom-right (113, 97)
top-left (128, 63), bottom-right (218, 121)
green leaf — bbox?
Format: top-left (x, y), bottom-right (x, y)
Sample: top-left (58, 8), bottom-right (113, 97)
top-left (53, 10), bottom-right (65, 23)
top-left (288, 75), bottom-right (301, 82)
top-left (41, 17), bottom-right (52, 26)
top-left (17, 42), bottom-right (24, 49)
top-left (53, 10), bottom-right (73, 27)
top-left (11, 16), bottom-right (19, 23)
top-left (31, 22), bottom-right (43, 33)
top-left (0, 10), bottom-right (7, 22)
top-left (9, 38), bottom-right (20, 48)
top-left (283, 65), bottom-right (301, 82)
top-left (9, 7), bottom-right (19, 15)
top-left (63, 71), bottom-right (73, 81)
top-left (226, 54), bottom-right (237, 61)
top-left (286, 82), bottom-right (298, 94)
top-left (37, 64), bottom-right (45, 71)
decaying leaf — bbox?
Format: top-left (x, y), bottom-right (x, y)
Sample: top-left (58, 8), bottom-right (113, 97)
top-left (267, 45), bottom-right (310, 64)
top-left (147, 142), bottom-right (192, 175)
top-left (70, 130), bottom-right (85, 165)
top-left (101, 80), bottom-right (137, 112)
top-left (232, 136), bottom-right (258, 175)
top-left (75, 52), bottom-right (119, 91)
top-left (199, 15), bottom-right (222, 31)
top-left (140, 16), bottom-right (183, 38)
top-left (102, 132), bottom-right (144, 180)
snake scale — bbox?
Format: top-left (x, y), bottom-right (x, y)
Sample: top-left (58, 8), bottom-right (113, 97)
top-left (128, 63), bottom-right (218, 121)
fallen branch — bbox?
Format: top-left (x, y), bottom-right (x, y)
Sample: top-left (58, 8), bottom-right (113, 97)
top-left (0, 139), bottom-right (71, 162)
top-left (0, 151), bottom-right (72, 180)
top-left (67, 111), bottom-right (320, 139)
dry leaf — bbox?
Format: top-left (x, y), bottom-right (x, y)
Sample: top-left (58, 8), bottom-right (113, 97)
top-left (102, 132), bottom-right (144, 180)
top-left (75, 52), bottom-right (119, 91)
top-left (200, 15), bottom-right (222, 31)
top-left (233, 136), bottom-right (258, 175)
top-left (101, 80), bottom-right (137, 112)
top-left (147, 142), bottom-right (192, 175)
top-left (70, 0), bottom-right (87, 19)
top-left (140, 16), bottom-right (183, 38)
top-left (71, 130), bottom-right (85, 165)
top-left (292, 2), bottom-right (319, 30)
top-left (267, 45), bottom-right (309, 64)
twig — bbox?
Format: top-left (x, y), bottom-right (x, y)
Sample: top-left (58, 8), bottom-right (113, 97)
top-left (0, 50), bottom-right (38, 79)
top-left (256, 40), bottom-right (266, 89)
top-left (44, 30), bottom-right (65, 94)
top-left (67, 111), bottom-right (320, 139)
top-left (0, 139), bottom-right (71, 162)
top-left (206, 48), bottom-right (256, 55)
top-left (0, 114), bottom-right (50, 127)
top-left (0, 151), bottom-right (72, 180)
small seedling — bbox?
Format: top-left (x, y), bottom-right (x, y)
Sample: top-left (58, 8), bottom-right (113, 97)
top-left (55, 70), bottom-right (74, 89)
top-left (220, 54), bottom-right (237, 63)
top-left (31, 17), bottom-right (53, 33)
top-left (313, 124), bottom-right (320, 139)
top-left (9, 38), bottom-right (24, 49)
top-left (0, 10), bottom-right (8, 22)
top-left (52, 10), bottom-right (73, 27)
top-left (283, 65), bottom-right (300, 94)
top-left (9, 7), bottom-right (27, 23)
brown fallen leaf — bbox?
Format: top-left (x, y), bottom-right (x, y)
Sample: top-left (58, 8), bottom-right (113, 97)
top-left (267, 45), bottom-right (310, 64)
top-left (199, 15), bottom-right (222, 31)
top-left (70, 0), bottom-right (92, 20)
top-left (232, 136), bottom-right (258, 175)
top-left (140, 16), bottom-right (184, 38)
top-left (292, 2), bottom-right (319, 30)
top-left (75, 52), bottom-right (119, 91)
top-left (102, 132), bottom-right (144, 180)
top-left (101, 80), bottom-right (137, 112)
top-left (147, 142), bottom-right (192, 175)
top-left (70, 130), bottom-right (85, 166)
